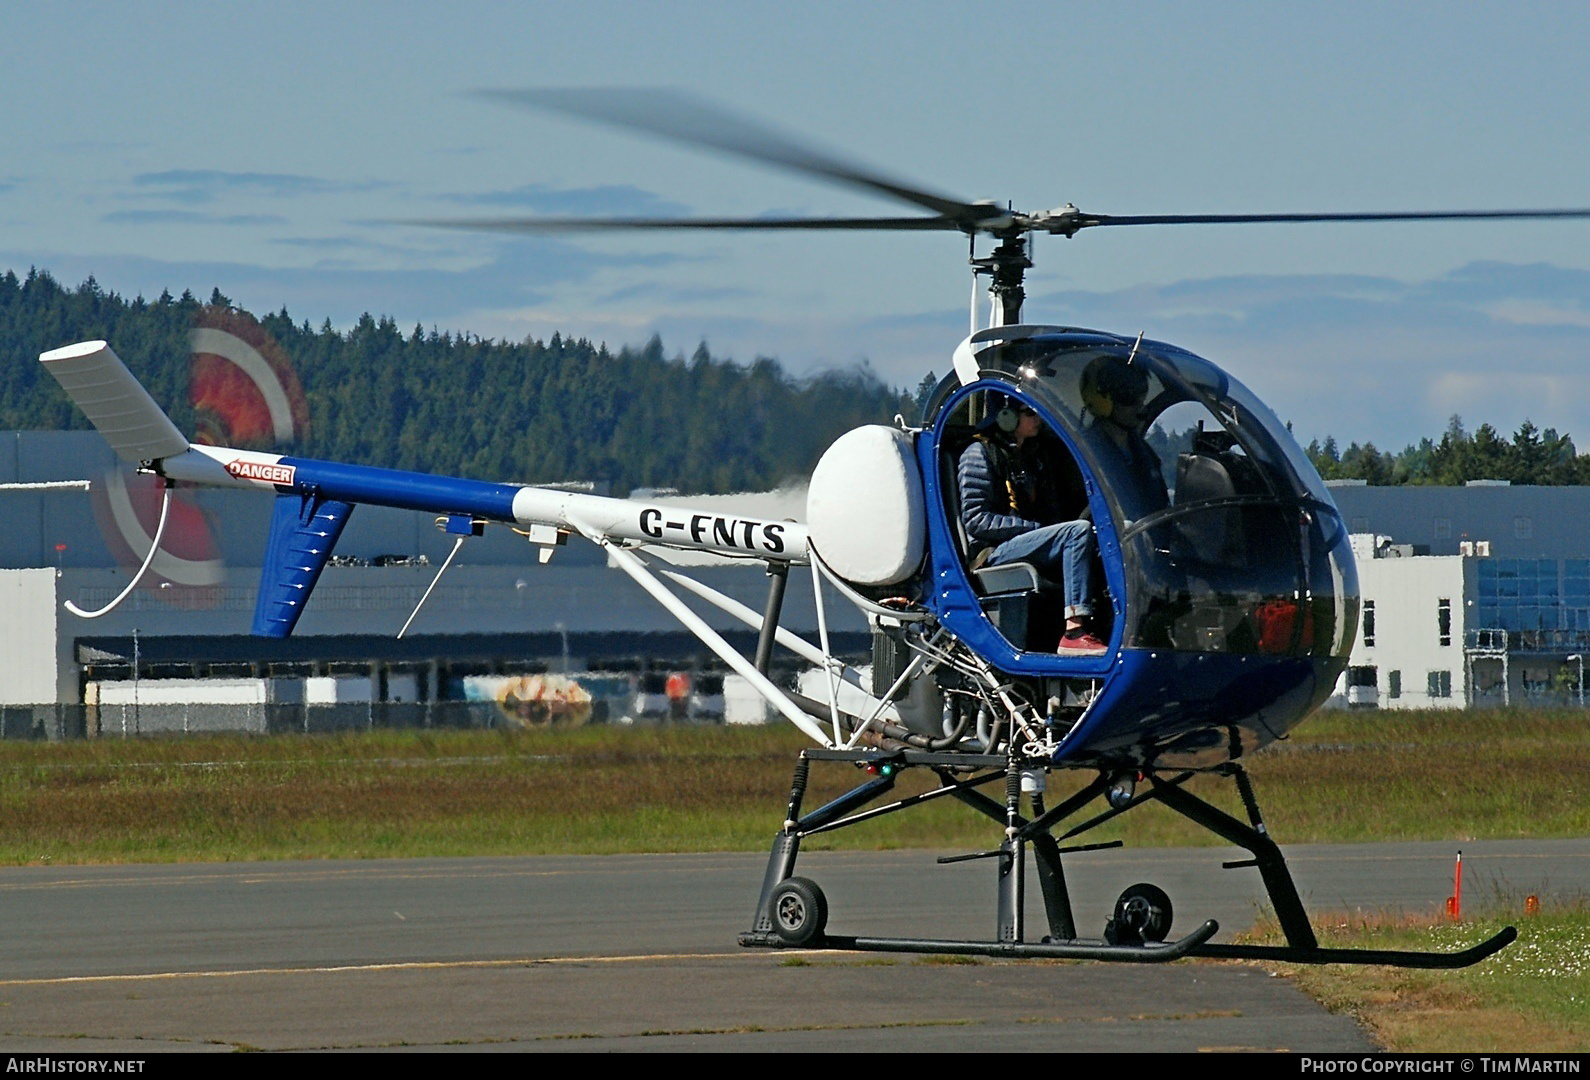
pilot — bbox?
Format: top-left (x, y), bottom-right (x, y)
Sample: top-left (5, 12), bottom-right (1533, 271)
top-left (1080, 353), bottom-right (1170, 519)
top-left (957, 391), bottom-right (1106, 654)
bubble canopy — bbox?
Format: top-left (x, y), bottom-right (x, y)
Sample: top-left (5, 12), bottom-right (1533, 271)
top-left (938, 328), bottom-right (1358, 661)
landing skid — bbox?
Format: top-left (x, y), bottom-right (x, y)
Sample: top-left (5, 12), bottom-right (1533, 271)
top-left (738, 748), bottom-right (1516, 969)
top-left (1189, 933), bottom-right (1515, 970)
top-left (741, 921), bottom-right (1221, 963)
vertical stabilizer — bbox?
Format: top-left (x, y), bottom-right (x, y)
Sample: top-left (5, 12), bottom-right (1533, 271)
top-left (38, 341), bottom-right (189, 463)
top-left (252, 492), bottom-right (355, 638)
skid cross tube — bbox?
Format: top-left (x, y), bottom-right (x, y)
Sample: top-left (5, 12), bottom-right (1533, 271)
top-left (1053, 772), bottom-right (1195, 845)
top-left (1017, 772), bottom-right (1113, 842)
top-left (1147, 769), bottom-right (1317, 952)
top-left (1144, 766), bottom-right (1516, 968)
top-left (801, 769), bottom-right (1006, 837)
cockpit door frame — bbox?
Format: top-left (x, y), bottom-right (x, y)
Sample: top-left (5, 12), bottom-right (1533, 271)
top-left (920, 376), bottom-right (1126, 677)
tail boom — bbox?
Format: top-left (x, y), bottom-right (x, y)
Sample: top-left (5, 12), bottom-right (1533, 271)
top-left (44, 339), bottom-right (812, 643)
top-left (159, 446), bottom-right (809, 562)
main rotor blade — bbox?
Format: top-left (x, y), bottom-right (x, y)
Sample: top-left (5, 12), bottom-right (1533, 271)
top-left (418, 214), bottom-right (963, 233)
top-left (479, 87), bottom-right (999, 229)
top-left (1078, 208), bottom-right (1590, 229)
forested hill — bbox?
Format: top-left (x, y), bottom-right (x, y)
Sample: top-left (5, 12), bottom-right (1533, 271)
top-left (1304, 420), bottom-right (1590, 487)
top-left (0, 269), bottom-right (914, 493)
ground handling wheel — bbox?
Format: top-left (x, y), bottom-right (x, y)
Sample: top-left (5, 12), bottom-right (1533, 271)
top-left (769, 877), bottom-right (828, 946)
top-left (1105, 883), bottom-right (1173, 945)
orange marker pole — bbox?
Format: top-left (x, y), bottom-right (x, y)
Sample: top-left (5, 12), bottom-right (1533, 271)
top-left (1452, 850), bottom-right (1463, 921)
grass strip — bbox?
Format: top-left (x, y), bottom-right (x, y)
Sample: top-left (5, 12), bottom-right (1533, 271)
top-left (1248, 902), bottom-right (1589, 1052)
top-left (0, 706), bottom-right (1582, 864)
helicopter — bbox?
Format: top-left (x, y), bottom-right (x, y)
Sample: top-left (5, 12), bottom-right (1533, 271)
top-left (42, 89), bottom-right (1589, 968)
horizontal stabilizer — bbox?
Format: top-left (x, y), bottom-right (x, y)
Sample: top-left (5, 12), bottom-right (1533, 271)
top-left (38, 341), bottom-right (189, 463)
top-left (252, 492), bottom-right (355, 638)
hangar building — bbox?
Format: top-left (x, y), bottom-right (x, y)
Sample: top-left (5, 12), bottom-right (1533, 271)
top-left (1330, 481), bottom-right (1590, 709)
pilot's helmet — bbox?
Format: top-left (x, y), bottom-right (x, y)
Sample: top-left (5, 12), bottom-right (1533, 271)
top-left (1081, 354), bottom-right (1151, 420)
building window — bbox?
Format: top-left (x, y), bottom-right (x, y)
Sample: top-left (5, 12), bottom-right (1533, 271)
top-left (1347, 666), bottom-right (1378, 707)
top-left (1522, 668), bottom-right (1552, 702)
top-left (1428, 670), bottom-right (1452, 698)
top-left (1434, 517), bottom-right (1452, 540)
top-left (1388, 670), bottom-right (1401, 699)
top-left (1515, 516), bottom-right (1534, 540)
top-left (1438, 598), bottom-right (1452, 646)
top-left (1363, 600), bottom-right (1376, 647)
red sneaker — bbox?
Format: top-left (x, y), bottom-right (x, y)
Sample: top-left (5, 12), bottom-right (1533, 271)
top-left (1057, 632), bottom-right (1108, 654)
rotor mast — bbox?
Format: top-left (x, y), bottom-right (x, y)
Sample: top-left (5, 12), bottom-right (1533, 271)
top-left (972, 233), bottom-right (1033, 327)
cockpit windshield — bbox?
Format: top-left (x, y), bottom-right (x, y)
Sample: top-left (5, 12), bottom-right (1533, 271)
top-left (972, 334), bottom-right (1330, 524)
top-left (967, 330), bottom-right (1357, 658)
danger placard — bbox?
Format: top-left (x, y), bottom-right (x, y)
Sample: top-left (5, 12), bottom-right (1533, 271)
top-left (225, 459), bottom-right (296, 485)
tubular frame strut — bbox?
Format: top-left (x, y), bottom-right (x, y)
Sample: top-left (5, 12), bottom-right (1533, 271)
top-left (739, 753), bottom-right (1516, 968)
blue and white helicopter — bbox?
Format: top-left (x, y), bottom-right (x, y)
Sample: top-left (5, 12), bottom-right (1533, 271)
top-left (45, 90), bottom-right (1584, 967)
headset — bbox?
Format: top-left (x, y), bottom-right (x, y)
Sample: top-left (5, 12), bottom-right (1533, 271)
top-left (987, 391), bottom-right (1032, 434)
top-left (1081, 354), bottom-right (1151, 421)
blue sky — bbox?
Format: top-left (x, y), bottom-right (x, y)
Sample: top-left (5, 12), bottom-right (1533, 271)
top-left (5, 1), bottom-right (1590, 450)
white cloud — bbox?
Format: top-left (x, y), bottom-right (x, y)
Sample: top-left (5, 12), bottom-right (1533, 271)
top-left (1482, 299), bottom-right (1590, 328)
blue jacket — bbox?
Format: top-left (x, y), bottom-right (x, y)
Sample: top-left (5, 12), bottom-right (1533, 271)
top-left (957, 438), bottom-right (1040, 550)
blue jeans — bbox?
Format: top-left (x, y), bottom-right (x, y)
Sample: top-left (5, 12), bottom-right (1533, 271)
top-left (986, 520), bottom-right (1095, 619)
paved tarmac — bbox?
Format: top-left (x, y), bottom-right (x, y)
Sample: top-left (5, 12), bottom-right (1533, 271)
top-left (0, 839), bottom-right (1581, 1052)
